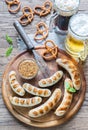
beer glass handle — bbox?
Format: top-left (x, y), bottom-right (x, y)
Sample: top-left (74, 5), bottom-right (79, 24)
top-left (49, 0), bottom-right (58, 31)
top-left (49, 12), bottom-right (58, 31)
top-left (79, 40), bottom-right (88, 61)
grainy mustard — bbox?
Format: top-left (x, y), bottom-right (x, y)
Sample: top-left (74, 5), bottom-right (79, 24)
top-left (18, 59), bottom-right (38, 79)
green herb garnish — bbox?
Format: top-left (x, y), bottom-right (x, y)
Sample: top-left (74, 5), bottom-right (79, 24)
top-left (6, 45), bottom-right (13, 57)
top-left (6, 34), bottom-right (13, 45)
top-left (5, 34), bottom-right (13, 57)
top-left (65, 82), bottom-right (76, 93)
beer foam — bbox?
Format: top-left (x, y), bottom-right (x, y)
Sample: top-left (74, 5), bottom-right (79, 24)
top-left (55, 0), bottom-right (79, 11)
top-left (70, 14), bottom-right (88, 39)
top-left (54, 0), bottom-right (79, 16)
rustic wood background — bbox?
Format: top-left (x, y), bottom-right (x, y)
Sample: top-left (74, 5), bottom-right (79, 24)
top-left (0, 0), bottom-right (88, 130)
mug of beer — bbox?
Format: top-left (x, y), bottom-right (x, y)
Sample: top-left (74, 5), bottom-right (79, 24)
top-left (52, 0), bottom-right (80, 34)
top-left (65, 13), bottom-right (88, 61)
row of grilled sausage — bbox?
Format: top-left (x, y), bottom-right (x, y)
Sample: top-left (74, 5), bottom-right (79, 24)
top-left (9, 58), bottom-right (81, 118)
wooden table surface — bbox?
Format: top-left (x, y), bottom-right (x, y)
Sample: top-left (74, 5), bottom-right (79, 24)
top-left (0, 0), bottom-right (88, 130)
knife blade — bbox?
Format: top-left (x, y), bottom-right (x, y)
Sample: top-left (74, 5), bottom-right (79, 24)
top-left (13, 21), bottom-right (50, 78)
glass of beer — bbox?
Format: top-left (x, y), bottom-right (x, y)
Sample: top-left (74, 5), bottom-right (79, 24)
top-left (65, 13), bottom-right (88, 61)
top-left (53, 0), bottom-right (80, 34)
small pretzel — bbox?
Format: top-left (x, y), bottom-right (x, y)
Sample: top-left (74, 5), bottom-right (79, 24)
top-left (34, 6), bottom-right (44, 16)
top-left (19, 7), bottom-right (34, 26)
top-left (40, 9), bottom-right (50, 17)
top-left (43, 1), bottom-right (52, 11)
top-left (5, 0), bottom-right (21, 14)
top-left (42, 40), bottom-right (58, 60)
top-left (34, 22), bottom-right (49, 41)
top-left (34, 0), bottom-right (52, 17)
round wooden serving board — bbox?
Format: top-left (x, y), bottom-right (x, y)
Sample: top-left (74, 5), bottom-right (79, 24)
top-left (2, 46), bottom-right (86, 128)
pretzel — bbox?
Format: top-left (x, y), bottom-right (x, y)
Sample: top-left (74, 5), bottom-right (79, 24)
top-left (34, 0), bottom-right (52, 17)
top-left (5, 0), bottom-right (21, 14)
top-left (34, 6), bottom-right (44, 16)
top-left (42, 40), bottom-right (58, 60)
top-left (19, 7), bottom-right (34, 26)
top-left (43, 1), bottom-right (52, 11)
top-left (34, 22), bottom-right (49, 41)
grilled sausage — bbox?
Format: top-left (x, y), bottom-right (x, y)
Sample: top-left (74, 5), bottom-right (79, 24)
top-left (23, 83), bottom-right (51, 97)
top-left (28, 88), bottom-right (62, 118)
top-left (9, 71), bottom-right (25, 96)
top-left (56, 58), bottom-right (81, 90)
top-left (38, 71), bottom-right (63, 87)
top-left (9, 96), bottom-right (42, 107)
top-left (55, 78), bottom-right (73, 116)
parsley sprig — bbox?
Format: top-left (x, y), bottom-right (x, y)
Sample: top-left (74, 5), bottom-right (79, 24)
top-left (5, 35), bottom-right (13, 57)
top-left (6, 34), bottom-right (13, 45)
top-left (65, 81), bottom-right (76, 93)
top-left (6, 45), bottom-right (13, 57)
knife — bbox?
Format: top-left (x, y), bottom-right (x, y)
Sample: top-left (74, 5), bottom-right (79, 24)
top-left (13, 21), bottom-right (50, 78)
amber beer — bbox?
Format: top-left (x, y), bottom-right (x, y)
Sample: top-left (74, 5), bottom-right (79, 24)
top-left (65, 13), bottom-right (88, 58)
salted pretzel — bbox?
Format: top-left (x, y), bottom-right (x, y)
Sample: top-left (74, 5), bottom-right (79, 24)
top-left (19, 7), bottom-right (34, 26)
top-left (42, 40), bottom-right (58, 60)
top-left (34, 0), bottom-right (52, 17)
top-left (34, 22), bottom-right (49, 41)
top-left (5, 0), bottom-right (21, 14)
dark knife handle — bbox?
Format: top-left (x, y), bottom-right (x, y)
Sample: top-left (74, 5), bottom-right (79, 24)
top-left (13, 21), bottom-right (34, 50)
